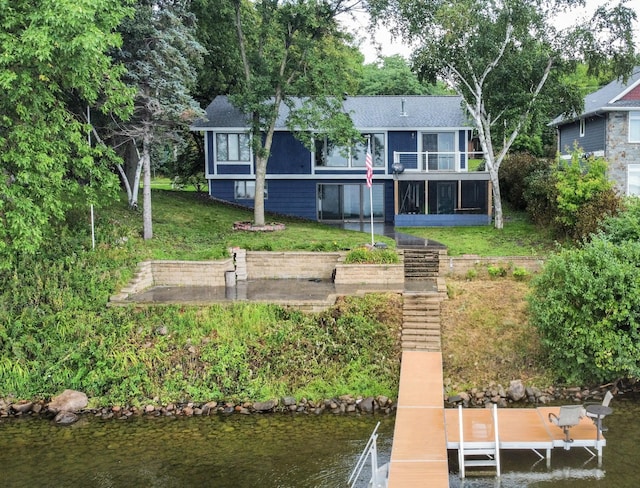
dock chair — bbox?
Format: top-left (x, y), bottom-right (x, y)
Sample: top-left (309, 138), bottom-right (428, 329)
top-left (585, 391), bottom-right (614, 432)
top-left (548, 405), bottom-right (584, 443)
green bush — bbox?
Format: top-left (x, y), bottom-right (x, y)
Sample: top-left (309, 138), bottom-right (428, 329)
top-left (528, 237), bottom-right (640, 384)
top-left (344, 247), bottom-right (399, 264)
top-left (499, 152), bottom-right (549, 210)
top-left (465, 268), bottom-right (478, 280)
top-left (554, 153), bottom-right (620, 239)
top-left (487, 264), bottom-right (508, 278)
top-left (524, 165), bottom-right (557, 227)
top-left (600, 197), bottom-right (640, 243)
top-left (523, 150), bottom-right (621, 241)
top-left (512, 266), bottom-right (530, 281)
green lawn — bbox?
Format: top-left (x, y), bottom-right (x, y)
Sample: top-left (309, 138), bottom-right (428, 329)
top-left (114, 191), bottom-right (557, 259)
top-left (398, 209), bottom-right (557, 256)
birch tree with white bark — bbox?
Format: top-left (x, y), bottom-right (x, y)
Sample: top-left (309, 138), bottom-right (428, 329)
top-left (369, 0), bottom-right (637, 229)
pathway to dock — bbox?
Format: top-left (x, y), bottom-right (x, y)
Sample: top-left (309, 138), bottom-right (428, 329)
top-left (387, 277), bottom-right (607, 487)
top-left (387, 350), bottom-right (449, 487)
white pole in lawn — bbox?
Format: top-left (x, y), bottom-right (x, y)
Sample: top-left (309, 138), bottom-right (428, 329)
top-left (365, 138), bottom-right (374, 247)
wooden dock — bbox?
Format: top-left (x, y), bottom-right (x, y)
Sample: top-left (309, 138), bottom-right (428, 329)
top-left (386, 351), bottom-right (607, 487)
top-left (445, 406), bottom-right (606, 472)
top-left (382, 287), bottom-right (608, 487)
top-left (387, 351), bottom-right (449, 487)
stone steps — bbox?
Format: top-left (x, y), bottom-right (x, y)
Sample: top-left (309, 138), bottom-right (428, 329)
top-left (401, 291), bottom-right (444, 352)
top-left (403, 249), bottom-right (441, 280)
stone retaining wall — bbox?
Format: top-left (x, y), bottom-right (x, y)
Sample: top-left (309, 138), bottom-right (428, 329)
top-left (440, 253), bottom-right (544, 277)
top-left (245, 251), bottom-right (343, 280)
top-left (151, 260), bottom-right (235, 287)
top-left (110, 259), bottom-right (234, 302)
top-left (334, 262), bottom-right (405, 285)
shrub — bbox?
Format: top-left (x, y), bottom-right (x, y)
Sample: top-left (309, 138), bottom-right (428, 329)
top-left (500, 152), bottom-right (549, 210)
top-left (524, 165), bottom-right (557, 226)
top-left (512, 266), bottom-right (530, 281)
top-left (528, 237), bottom-right (640, 384)
top-left (465, 268), bottom-right (478, 280)
top-left (344, 247), bottom-right (399, 264)
top-left (554, 153), bottom-right (620, 239)
top-left (487, 264), bottom-right (508, 278)
top-left (600, 197), bottom-right (640, 243)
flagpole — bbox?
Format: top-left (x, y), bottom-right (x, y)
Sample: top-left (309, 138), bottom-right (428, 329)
top-left (369, 180), bottom-right (374, 247)
top-left (366, 137), bottom-right (374, 247)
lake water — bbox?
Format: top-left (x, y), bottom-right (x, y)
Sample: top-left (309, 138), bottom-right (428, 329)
top-left (1, 398), bottom-right (638, 487)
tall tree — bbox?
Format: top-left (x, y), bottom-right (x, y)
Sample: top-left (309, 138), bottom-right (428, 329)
top-left (0, 0), bottom-right (133, 265)
top-left (358, 54), bottom-right (451, 95)
top-left (231, 0), bottom-right (363, 226)
top-left (189, 0), bottom-right (243, 106)
top-left (112, 0), bottom-right (204, 239)
top-left (370, 0), bottom-right (637, 229)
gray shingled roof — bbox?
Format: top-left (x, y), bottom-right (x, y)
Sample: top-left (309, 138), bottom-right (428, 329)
top-left (551, 67), bottom-right (640, 126)
top-left (192, 95), bottom-right (470, 130)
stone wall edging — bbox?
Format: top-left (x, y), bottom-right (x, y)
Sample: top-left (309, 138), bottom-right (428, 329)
top-left (440, 252), bottom-right (545, 277)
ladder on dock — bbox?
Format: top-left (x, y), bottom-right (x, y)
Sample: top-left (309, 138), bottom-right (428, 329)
top-left (458, 404), bottom-right (501, 478)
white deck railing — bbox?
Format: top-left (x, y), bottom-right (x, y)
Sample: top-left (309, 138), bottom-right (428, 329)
top-left (393, 151), bottom-right (484, 173)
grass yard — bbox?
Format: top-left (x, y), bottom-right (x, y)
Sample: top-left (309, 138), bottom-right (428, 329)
top-left (398, 208), bottom-right (558, 256)
top-left (441, 277), bottom-right (553, 391)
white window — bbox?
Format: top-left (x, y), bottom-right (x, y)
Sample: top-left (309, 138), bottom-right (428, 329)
top-left (234, 180), bottom-right (267, 200)
top-left (315, 133), bottom-right (385, 168)
top-left (630, 112), bottom-right (640, 142)
top-left (579, 119), bottom-right (585, 137)
top-left (216, 133), bottom-right (251, 162)
top-left (628, 164), bottom-right (640, 196)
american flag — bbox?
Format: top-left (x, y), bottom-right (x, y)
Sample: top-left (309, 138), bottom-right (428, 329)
top-left (365, 146), bottom-right (373, 188)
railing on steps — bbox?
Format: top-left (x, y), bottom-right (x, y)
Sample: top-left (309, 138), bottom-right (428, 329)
top-left (348, 421), bottom-right (386, 488)
top-left (458, 404), bottom-right (501, 478)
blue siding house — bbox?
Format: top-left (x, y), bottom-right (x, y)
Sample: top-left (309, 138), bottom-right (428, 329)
top-left (551, 67), bottom-right (640, 196)
top-left (192, 95), bottom-right (493, 226)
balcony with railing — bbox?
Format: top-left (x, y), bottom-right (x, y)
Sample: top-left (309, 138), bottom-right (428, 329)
top-left (393, 151), bottom-right (485, 173)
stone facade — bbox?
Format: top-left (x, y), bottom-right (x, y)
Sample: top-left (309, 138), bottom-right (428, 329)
top-left (606, 111), bottom-right (640, 195)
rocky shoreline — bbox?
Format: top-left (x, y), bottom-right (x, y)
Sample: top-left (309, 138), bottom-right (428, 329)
top-left (2, 379), bottom-right (638, 423)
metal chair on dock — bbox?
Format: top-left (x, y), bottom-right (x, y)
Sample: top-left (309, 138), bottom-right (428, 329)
top-left (548, 405), bottom-right (584, 446)
top-left (585, 391), bottom-right (613, 431)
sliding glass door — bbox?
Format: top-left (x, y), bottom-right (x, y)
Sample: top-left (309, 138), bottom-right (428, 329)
top-left (318, 184), bottom-right (384, 221)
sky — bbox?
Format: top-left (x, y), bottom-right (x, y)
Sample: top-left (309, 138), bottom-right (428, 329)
top-left (351, 1), bottom-right (640, 64)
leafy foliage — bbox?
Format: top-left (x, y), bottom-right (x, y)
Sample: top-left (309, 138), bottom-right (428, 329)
top-left (344, 247), bottom-right (399, 264)
top-left (529, 237), bottom-right (640, 384)
top-left (357, 55), bottom-right (451, 95)
top-left (229, 0), bottom-right (364, 226)
top-left (523, 150), bottom-right (621, 240)
top-left (368, 0), bottom-right (637, 229)
top-left (499, 152), bottom-right (550, 210)
top-left (599, 197), bottom-right (640, 243)
top-left (0, 0), bottom-right (133, 266)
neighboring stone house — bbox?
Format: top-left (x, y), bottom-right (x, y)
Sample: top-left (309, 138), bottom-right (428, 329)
top-left (551, 67), bottom-right (640, 196)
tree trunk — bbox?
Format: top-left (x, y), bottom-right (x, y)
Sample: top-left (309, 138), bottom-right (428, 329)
top-left (142, 133), bottom-right (153, 240)
top-left (253, 153), bottom-right (267, 226)
top-left (489, 168), bottom-right (503, 229)
top-left (252, 107), bottom-right (278, 227)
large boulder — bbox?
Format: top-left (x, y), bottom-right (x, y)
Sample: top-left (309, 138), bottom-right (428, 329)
top-left (47, 390), bottom-right (88, 413)
top-left (507, 380), bottom-right (526, 402)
